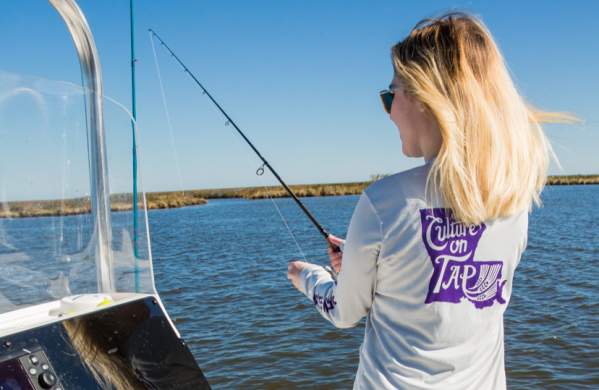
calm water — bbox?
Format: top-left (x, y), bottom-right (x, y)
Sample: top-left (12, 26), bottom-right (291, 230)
top-left (148, 185), bottom-right (598, 389)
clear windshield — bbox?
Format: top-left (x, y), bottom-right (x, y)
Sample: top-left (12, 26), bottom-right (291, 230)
top-left (0, 70), bottom-right (154, 315)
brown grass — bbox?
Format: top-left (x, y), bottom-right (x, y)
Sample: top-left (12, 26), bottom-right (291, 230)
top-left (1, 174), bottom-right (596, 218)
top-left (546, 175), bottom-right (599, 185)
top-left (0, 192), bottom-right (207, 218)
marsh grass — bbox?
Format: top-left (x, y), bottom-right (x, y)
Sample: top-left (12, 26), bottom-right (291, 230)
top-left (1, 175), bottom-right (596, 218)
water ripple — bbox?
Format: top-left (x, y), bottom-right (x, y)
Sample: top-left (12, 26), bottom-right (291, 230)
top-left (149, 188), bottom-right (599, 388)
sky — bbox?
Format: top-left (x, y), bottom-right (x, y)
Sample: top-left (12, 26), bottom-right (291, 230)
top-left (0, 1), bottom-right (598, 200)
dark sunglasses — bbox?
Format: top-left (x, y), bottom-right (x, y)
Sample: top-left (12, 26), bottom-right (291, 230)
top-left (379, 85), bottom-right (396, 114)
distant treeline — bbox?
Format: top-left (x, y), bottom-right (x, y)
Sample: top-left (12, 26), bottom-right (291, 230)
top-left (187, 174), bottom-right (599, 199)
top-left (0, 192), bottom-right (207, 218)
top-left (1, 174), bottom-right (597, 218)
top-left (189, 181), bottom-right (369, 200)
top-left (546, 175), bottom-right (599, 185)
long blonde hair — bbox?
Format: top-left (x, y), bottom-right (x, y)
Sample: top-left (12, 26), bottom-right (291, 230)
top-left (392, 11), bottom-right (580, 225)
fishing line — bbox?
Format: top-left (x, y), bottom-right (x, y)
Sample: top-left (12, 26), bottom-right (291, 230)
top-left (149, 31), bottom-right (186, 195)
top-left (150, 30), bottom-right (312, 263)
top-left (80, 81), bottom-right (158, 289)
top-left (256, 170), bottom-right (308, 263)
top-left (147, 28), bottom-right (340, 253)
top-left (100, 94), bottom-right (156, 289)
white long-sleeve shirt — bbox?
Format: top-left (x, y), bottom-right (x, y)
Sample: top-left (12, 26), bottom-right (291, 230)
top-left (298, 160), bottom-right (528, 389)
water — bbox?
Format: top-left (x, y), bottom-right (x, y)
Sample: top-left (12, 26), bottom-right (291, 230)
top-left (2, 187), bottom-right (595, 388)
top-left (148, 186), bottom-right (599, 389)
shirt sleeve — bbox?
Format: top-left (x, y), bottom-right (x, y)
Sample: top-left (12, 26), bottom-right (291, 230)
top-left (297, 192), bottom-right (383, 328)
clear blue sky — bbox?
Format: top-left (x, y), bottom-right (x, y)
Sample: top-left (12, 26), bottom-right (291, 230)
top-left (0, 1), bottom-right (597, 199)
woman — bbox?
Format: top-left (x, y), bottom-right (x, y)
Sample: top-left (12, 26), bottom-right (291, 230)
top-left (287, 11), bottom-right (577, 390)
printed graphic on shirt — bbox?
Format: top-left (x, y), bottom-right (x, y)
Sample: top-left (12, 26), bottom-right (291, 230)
top-left (313, 292), bottom-right (337, 313)
top-left (420, 208), bottom-right (506, 309)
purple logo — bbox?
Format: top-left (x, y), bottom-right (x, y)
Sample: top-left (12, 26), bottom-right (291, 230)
top-left (313, 292), bottom-right (337, 313)
top-left (420, 208), bottom-right (506, 309)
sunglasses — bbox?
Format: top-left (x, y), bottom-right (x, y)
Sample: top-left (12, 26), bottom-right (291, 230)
top-left (379, 84), bottom-right (396, 114)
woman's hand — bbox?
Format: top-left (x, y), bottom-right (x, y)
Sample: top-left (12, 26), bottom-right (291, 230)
top-left (287, 260), bottom-right (309, 291)
top-left (327, 234), bottom-right (345, 273)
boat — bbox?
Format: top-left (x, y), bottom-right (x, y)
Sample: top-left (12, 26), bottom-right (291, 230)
top-left (0, 0), bottom-right (211, 388)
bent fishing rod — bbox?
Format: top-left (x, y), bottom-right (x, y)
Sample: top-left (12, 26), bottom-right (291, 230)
top-left (148, 28), bottom-right (341, 252)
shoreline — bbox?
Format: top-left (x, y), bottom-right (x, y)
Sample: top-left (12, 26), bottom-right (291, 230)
top-left (1, 175), bottom-right (597, 218)
top-left (0, 192), bottom-right (207, 219)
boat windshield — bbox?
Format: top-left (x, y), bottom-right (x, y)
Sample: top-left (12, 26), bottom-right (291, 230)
top-left (0, 70), bottom-right (155, 315)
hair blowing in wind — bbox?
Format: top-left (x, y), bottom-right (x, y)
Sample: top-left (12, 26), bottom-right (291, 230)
top-left (392, 11), bottom-right (581, 225)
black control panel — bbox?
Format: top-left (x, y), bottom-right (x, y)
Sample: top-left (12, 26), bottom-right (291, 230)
top-left (0, 347), bottom-right (62, 390)
top-left (0, 297), bottom-right (210, 389)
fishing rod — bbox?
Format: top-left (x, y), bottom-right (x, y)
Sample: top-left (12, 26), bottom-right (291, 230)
top-left (148, 28), bottom-right (341, 252)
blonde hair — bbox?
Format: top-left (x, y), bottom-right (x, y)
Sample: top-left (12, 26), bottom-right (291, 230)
top-left (392, 11), bottom-right (580, 225)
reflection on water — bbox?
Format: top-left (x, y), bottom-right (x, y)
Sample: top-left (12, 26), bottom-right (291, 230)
top-left (62, 297), bottom-right (209, 389)
top-left (149, 187), bottom-right (598, 389)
